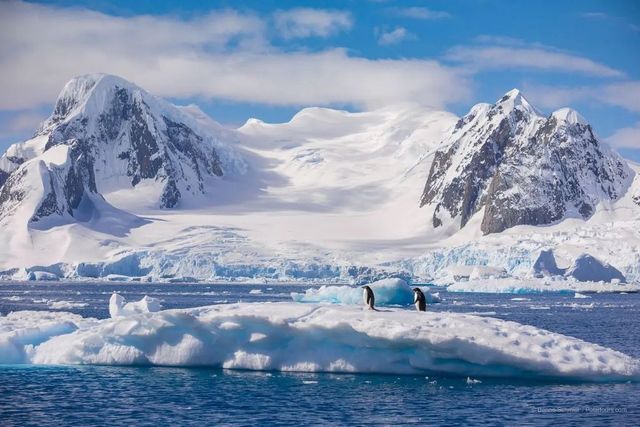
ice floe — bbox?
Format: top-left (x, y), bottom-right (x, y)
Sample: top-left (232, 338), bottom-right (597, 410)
top-left (0, 297), bottom-right (638, 381)
top-left (47, 300), bottom-right (89, 310)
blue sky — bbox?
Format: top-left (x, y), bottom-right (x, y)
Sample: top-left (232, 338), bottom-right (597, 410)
top-left (1, 0), bottom-right (639, 159)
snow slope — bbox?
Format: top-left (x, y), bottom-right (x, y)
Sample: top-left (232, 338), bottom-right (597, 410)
top-left (1, 299), bottom-right (638, 381)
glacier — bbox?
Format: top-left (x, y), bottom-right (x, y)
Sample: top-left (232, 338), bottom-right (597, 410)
top-left (447, 278), bottom-right (639, 294)
top-left (1, 297), bottom-right (639, 381)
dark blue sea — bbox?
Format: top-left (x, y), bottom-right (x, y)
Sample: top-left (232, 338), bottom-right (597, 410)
top-left (0, 282), bottom-right (638, 426)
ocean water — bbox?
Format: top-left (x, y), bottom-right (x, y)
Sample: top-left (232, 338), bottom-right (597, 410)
top-left (1, 282), bottom-right (639, 426)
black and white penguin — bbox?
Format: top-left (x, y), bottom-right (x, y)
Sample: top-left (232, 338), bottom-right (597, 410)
top-left (413, 287), bottom-right (426, 312)
top-left (362, 285), bottom-right (375, 310)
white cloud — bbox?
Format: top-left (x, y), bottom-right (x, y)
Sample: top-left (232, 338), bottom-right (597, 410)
top-left (607, 123), bottom-right (640, 149)
top-left (581, 11), bottom-right (609, 19)
top-left (580, 11), bottom-right (639, 32)
top-left (376, 27), bottom-right (414, 46)
top-left (446, 44), bottom-right (623, 78)
top-left (600, 81), bottom-right (640, 113)
top-left (524, 81), bottom-right (640, 114)
top-left (472, 35), bottom-right (530, 47)
top-left (392, 7), bottom-right (450, 20)
top-left (0, 1), bottom-right (470, 111)
top-left (273, 8), bottom-right (352, 39)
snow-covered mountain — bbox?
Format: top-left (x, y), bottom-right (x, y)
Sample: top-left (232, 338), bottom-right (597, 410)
top-left (0, 74), bottom-right (243, 233)
top-left (0, 76), bottom-right (639, 286)
top-left (420, 89), bottom-right (632, 235)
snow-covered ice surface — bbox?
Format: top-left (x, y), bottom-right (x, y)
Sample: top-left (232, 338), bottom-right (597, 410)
top-left (1, 295), bottom-right (638, 381)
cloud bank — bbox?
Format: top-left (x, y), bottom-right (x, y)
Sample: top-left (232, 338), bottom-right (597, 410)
top-left (0, 1), bottom-right (469, 111)
top-left (446, 45), bottom-right (623, 78)
top-left (524, 81), bottom-right (640, 114)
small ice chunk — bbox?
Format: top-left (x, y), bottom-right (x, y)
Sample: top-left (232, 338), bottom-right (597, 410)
top-left (48, 300), bottom-right (89, 309)
top-left (109, 293), bottom-right (162, 318)
top-left (27, 271), bottom-right (59, 281)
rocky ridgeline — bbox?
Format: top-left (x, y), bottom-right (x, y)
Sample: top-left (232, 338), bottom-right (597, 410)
top-left (420, 89), bottom-right (632, 234)
top-left (0, 74), bottom-right (233, 227)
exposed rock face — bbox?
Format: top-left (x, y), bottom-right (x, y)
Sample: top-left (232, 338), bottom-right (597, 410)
top-left (0, 74), bottom-right (237, 226)
top-left (0, 168), bottom-right (27, 220)
top-left (0, 169), bottom-right (8, 189)
top-left (420, 90), bottom-right (632, 234)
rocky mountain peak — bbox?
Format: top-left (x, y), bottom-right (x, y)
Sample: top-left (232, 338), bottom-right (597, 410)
top-left (495, 88), bottom-right (540, 116)
top-left (420, 89), bottom-right (632, 235)
top-left (0, 74), bottom-right (243, 228)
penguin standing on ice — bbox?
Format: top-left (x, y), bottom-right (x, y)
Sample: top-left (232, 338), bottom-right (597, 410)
top-left (413, 287), bottom-right (427, 312)
top-left (362, 285), bottom-right (375, 310)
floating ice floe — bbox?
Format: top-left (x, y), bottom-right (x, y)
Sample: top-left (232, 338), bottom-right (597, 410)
top-left (48, 300), bottom-right (89, 310)
top-left (291, 278), bottom-right (440, 305)
top-left (0, 298), bottom-right (639, 381)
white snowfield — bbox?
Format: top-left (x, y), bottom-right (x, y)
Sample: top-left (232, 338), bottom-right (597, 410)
top-left (0, 297), bottom-right (638, 381)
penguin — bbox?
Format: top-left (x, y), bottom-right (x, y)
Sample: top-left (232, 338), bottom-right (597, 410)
top-left (362, 285), bottom-right (375, 310)
top-left (413, 287), bottom-right (427, 312)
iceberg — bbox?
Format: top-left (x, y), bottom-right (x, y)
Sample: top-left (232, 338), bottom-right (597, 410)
top-left (1, 299), bottom-right (638, 381)
top-left (27, 271), bottom-right (59, 281)
top-left (109, 293), bottom-right (162, 318)
top-left (290, 278), bottom-right (440, 305)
